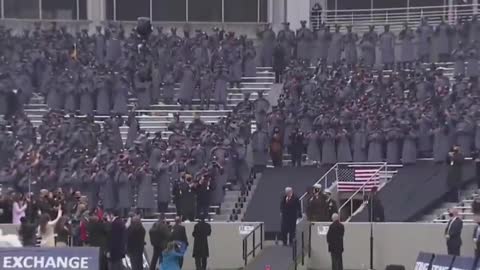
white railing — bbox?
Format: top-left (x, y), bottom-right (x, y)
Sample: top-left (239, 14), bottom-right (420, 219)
top-left (337, 163), bottom-right (388, 222)
top-left (325, 4), bottom-right (475, 27)
top-left (299, 162), bottom-right (389, 215)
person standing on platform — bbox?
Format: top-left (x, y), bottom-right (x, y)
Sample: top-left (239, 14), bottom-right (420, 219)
top-left (327, 213), bottom-right (344, 270)
top-left (192, 216), bottom-right (212, 270)
top-left (447, 145), bottom-right (465, 202)
top-left (366, 187), bottom-right (385, 222)
top-left (170, 217), bottom-right (189, 269)
top-left (107, 210), bottom-right (127, 270)
top-left (280, 187), bottom-right (302, 246)
top-left (445, 208), bottom-right (463, 256)
top-left (149, 215), bottom-right (171, 270)
top-left (126, 216), bottom-right (146, 270)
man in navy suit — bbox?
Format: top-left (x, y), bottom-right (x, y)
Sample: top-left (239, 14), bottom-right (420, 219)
top-left (280, 187), bottom-right (302, 246)
top-left (107, 210), bottom-right (127, 270)
top-left (445, 208), bottom-right (463, 256)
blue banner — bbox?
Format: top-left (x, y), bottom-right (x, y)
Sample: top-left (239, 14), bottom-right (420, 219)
top-left (431, 254), bottom-right (455, 270)
top-left (0, 247), bottom-right (99, 270)
top-left (451, 256), bottom-right (475, 270)
top-left (414, 252), bottom-right (435, 270)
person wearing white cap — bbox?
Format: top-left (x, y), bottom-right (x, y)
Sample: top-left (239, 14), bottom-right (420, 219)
top-left (280, 187), bottom-right (301, 246)
top-left (307, 184), bottom-right (329, 221)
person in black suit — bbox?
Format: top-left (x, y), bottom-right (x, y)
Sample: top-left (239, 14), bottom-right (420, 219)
top-left (445, 208), bottom-right (463, 256)
top-left (367, 187), bottom-right (385, 222)
top-left (280, 187), bottom-right (302, 245)
top-left (127, 215), bottom-right (146, 270)
top-left (149, 215), bottom-right (171, 270)
top-left (447, 145), bottom-right (465, 202)
top-left (170, 216), bottom-right (189, 268)
top-left (106, 210), bottom-right (126, 270)
top-left (87, 214), bottom-right (108, 270)
top-left (327, 213), bottom-right (344, 270)
top-left (192, 215), bottom-right (212, 270)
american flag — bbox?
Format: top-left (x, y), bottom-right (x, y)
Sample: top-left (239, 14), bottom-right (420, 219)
top-left (337, 167), bottom-right (380, 192)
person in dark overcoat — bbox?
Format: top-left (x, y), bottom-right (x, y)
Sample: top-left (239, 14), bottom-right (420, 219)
top-left (192, 216), bottom-right (212, 270)
top-left (446, 145), bottom-right (464, 202)
top-left (327, 213), bottom-right (344, 270)
top-left (280, 187), bottom-right (302, 246)
top-left (107, 211), bottom-right (126, 270)
top-left (87, 214), bottom-right (108, 270)
top-left (149, 216), bottom-right (171, 270)
top-left (273, 42), bottom-right (286, 83)
top-left (126, 216), bottom-right (146, 270)
top-left (170, 217), bottom-right (189, 269)
top-left (445, 208), bottom-right (463, 256)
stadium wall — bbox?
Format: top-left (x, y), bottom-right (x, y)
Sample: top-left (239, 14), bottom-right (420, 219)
top-left (309, 222), bottom-right (477, 270)
top-left (0, 222), bottom-right (263, 270)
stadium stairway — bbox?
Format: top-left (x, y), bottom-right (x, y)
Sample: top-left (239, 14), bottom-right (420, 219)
top-left (243, 166), bottom-right (331, 240)
top-left (22, 67), bottom-right (275, 142)
top-left (350, 160), bottom-right (476, 222)
top-left (422, 182), bottom-right (480, 223)
top-left (244, 243), bottom-right (293, 270)
top-left (13, 67), bottom-right (276, 222)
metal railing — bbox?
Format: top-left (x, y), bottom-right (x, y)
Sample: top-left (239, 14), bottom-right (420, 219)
top-left (299, 162), bottom-right (388, 215)
top-left (337, 163), bottom-right (388, 221)
top-left (290, 221), bottom-right (312, 270)
top-left (242, 223), bottom-right (264, 266)
top-left (325, 4), bottom-right (476, 29)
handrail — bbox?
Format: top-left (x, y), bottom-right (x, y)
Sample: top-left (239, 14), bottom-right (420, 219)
top-left (324, 4), bottom-right (473, 14)
top-left (242, 223), bottom-right (264, 266)
top-left (290, 222), bottom-right (312, 270)
top-left (337, 164), bottom-right (387, 222)
top-left (299, 162), bottom-right (387, 213)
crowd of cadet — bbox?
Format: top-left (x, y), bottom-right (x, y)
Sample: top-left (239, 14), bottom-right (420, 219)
top-left (0, 21), bottom-right (258, 117)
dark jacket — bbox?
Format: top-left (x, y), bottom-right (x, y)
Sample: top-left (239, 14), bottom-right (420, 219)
top-left (326, 220), bottom-right (344, 253)
top-left (107, 217), bottom-right (126, 261)
top-left (170, 224), bottom-right (189, 246)
top-left (280, 194), bottom-right (302, 225)
top-left (127, 223), bottom-right (146, 254)
top-left (447, 152), bottom-right (464, 188)
top-left (192, 221), bottom-right (212, 258)
top-left (87, 219), bottom-right (108, 250)
top-left (445, 217), bottom-right (463, 249)
top-left (367, 193), bottom-right (385, 222)
top-left (18, 223), bottom-right (37, 246)
top-left (149, 222), bottom-right (171, 250)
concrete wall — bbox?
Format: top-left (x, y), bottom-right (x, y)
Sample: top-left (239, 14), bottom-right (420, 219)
top-left (309, 222), bottom-right (477, 270)
top-left (0, 221), bottom-right (263, 270)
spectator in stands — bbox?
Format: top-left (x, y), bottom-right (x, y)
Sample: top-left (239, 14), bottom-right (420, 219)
top-left (280, 187), bottom-right (302, 246)
top-left (273, 42), bottom-right (286, 83)
top-left (447, 145), bottom-right (465, 202)
top-left (327, 213), bottom-right (344, 270)
top-left (192, 215), bottom-right (212, 270)
top-left (160, 241), bottom-right (187, 270)
top-left (445, 208), bottom-right (463, 256)
top-left (18, 217), bottom-right (36, 247)
top-left (127, 215), bottom-right (146, 270)
top-left (366, 187), bottom-right (385, 222)
top-left (473, 211), bottom-right (480, 260)
top-left (474, 150), bottom-right (480, 190)
top-left (107, 210), bottom-right (126, 270)
top-left (149, 215), bottom-right (171, 270)
top-left (269, 127), bottom-right (283, 167)
top-left (37, 208), bottom-right (62, 247)
top-left (12, 193), bottom-right (28, 225)
top-left (54, 216), bottom-right (70, 247)
top-left (87, 213), bottom-right (108, 270)
top-left (170, 217), bottom-right (189, 269)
